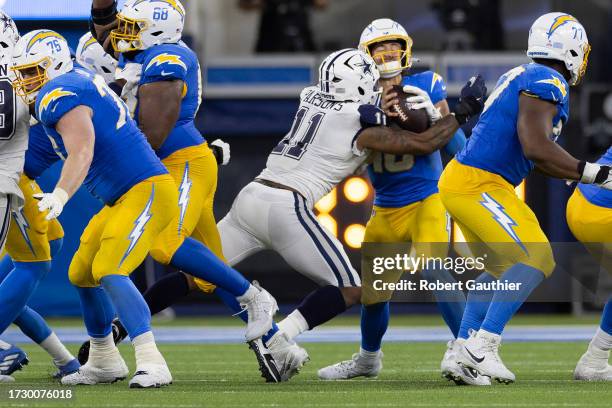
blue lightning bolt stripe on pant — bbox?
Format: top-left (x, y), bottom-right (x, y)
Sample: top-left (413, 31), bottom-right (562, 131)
top-left (438, 159), bottom-right (555, 279)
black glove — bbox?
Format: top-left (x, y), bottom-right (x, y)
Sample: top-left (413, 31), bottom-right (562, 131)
top-left (453, 75), bottom-right (487, 125)
top-left (210, 139), bottom-right (231, 166)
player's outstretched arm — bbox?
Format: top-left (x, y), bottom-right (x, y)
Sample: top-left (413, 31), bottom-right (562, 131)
top-left (34, 106), bottom-right (95, 220)
top-left (356, 114), bottom-right (459, 155)
top-left (138, 80), bottom-right (184, 150)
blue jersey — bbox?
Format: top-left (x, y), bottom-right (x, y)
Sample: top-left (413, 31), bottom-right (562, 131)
top-left (457, 63), bottom-right (570, 186)
top-left (368, 71), bottom-right (449, 207)
top-left (35, 68), bottom-right (167, 205)
top-left (23, 123), bottom-right (60, 180)
top-left (578, 147), bottom-right (612, 208)
top-left (122, 42), bottom-right (204, 160)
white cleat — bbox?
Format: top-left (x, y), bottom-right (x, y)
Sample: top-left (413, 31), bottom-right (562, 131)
top-left (456, 330), bottom-right (515, 384)
top-left (0, 374), bottom-right (15, 382)
top-left (318, 352), bottom-right (382, 380)
top-left (574, 352), bottom-right (612, 381)
top-left (441, 340), bottom-right (491, 386)
top-left (61, 357), bottom-right (129, 385)
top-left (267, 332), bottom-right (310, 382)
top-left (129, 363), bottom-right (173, 388)
top-left (242, 282), bottom-right (278, 342)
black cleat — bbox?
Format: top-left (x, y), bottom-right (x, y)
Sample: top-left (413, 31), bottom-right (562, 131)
top-left (248, 338), bottom-right (281, 383)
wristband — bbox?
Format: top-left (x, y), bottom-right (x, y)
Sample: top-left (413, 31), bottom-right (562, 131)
top-left (53, 188), bottom-right (70, 206)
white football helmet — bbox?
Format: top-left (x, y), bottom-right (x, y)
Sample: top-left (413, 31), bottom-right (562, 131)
top-left (0, 10), bottom-right (20, 57)
top-left (358, 18), bottom-right (413, 79)
top-left (110, 0), bottom-right (185, 53)
top-left (318, 48), bottom-right (380, 105)
top-left (11, 30), bottom-right (73, 105)
top-left (527, 12), bottom-right (590, 86)
top-left (76, 32), bottom-right (118, 83)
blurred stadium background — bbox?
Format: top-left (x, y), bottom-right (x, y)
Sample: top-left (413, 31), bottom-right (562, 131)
top-left (7, 0), bottom-right (612, 319)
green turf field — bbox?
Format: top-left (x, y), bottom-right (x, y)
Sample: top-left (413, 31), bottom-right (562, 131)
top-left (1, 315), bottom-right (610, 408)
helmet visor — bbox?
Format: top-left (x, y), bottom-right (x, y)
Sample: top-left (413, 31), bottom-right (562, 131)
top-left (11, 58), bottom-right (50, 104)
top-left (110, 14), bottom-right (146, 52)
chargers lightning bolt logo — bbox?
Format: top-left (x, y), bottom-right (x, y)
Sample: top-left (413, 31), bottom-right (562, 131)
top-left (479, 193), bottom-right (527, 254)
top-left (12, 209), bottom-right (35, 256)
top-left (120, 186), bottom-right (155, 265)
top-left (177, 163), bottom-right (191, 234)
top-left (145, 53), bottom-right (187, 73)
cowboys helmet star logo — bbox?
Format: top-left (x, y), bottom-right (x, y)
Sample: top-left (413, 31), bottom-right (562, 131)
top-left (353, 56), bottom-right (374, 79)
top-left (0, 14), bottom-right (14, 35)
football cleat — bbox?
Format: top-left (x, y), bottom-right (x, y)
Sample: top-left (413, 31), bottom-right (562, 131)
top-left (77, 319), bottom-right (128, 364)
top-left (456, 330), bottom-right (515, 384)
top-left (441, 340), bottom-right (491, 386)
top-left (61, 350), bottom-right (128, 385)
top-left (248, 338), bottom-right (282, 383)
top-left (128, 363), bottom-right (173, 388)
top-left (574, 351), bottom-right (612, 381)
top-left (318, 352), bottom-right (382, 380)
top-left (53, 358), bottom-right (81, 379)
top-left (267, 332), bottom-right (310, 382)
top-left (0, 374), bottom-right (15, 382)
top-left (241, 282), bottom-right (278, 342)
top-left (0, 344), bottom-right (28, 376)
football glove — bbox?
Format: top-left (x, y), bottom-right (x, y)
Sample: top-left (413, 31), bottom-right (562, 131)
top-left (578, 161), bottom-right (612, 190)
top-left (210, 139), bottom-right (231, 166)
top-left (403, 85), bottom-right (442, 124)
top-left (33, 188), bottom-right (69, 221)
top-left (453, 75), bottom-right (487, 125)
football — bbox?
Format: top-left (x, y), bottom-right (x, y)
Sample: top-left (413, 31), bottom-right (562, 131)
top-left (390, 85), bottom-right (430, 133)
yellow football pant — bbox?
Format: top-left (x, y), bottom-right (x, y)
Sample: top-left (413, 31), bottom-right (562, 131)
top-left (439, 159), bottom-right (554, 278)
top-left (68, 174), bottom-right (178, 287)
top-left (566, 188), bottom-right (612, 271)
top-left (4, 175), bottom-right (64, 262)
top-left (147, 143), bottom-right (224, 294)
top-left (361, 193), bottom-right (450, 304)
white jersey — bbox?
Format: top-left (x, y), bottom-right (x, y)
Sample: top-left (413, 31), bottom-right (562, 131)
top-left (259, 86), bottom-right (367, 207)
top-left (0, 56), bottom-right (28, 208)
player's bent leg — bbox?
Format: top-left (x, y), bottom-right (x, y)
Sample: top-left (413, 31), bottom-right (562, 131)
top-left (13, 306), bottom-right (79, 377)
top-left (274, 193), bottom-right (360, 340)
top-left (62, 287), bottom-right (128, 386)
top-left (413, 194), bottom-right (466, 339)
top-left (0, 261), bottom-right (51, 334)
top-left (567, 189), bottom-right (612, 381)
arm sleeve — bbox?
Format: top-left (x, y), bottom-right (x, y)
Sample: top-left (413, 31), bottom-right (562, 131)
top-left (443, 128), bottom-right (466, 156)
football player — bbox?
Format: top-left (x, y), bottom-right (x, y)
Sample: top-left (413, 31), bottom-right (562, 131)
top-left (11, 30), bottom-right (274, 388)
top-left (436, 13), bottom-right (611, 384)
top-left (566, 145), bottom-right (612, 381)
top-left (0, 11), bottom-right (79, 383)
top-left (215, 48), bottom-right (484, 380)
top-left (318, 18), bottom-right (482, 385)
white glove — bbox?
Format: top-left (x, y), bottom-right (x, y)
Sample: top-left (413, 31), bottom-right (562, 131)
top-left (33, 188), bottom-right (69, 220)
top-left (210, 139), bottom-right (231, 166)
top-left (403, 85), bottom-right (442, 124)
top-left (116, 63), bottom-right (142, 116)
top-left (579, 162), bottom-right (612, 190)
